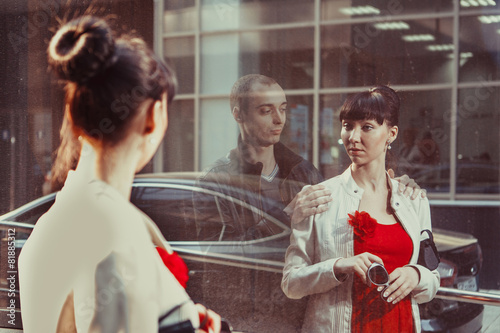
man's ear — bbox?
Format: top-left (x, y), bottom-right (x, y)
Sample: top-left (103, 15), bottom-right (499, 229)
top-left (232, 107), bottom-right (243, 123)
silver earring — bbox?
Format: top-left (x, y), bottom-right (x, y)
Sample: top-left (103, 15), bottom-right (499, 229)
top-left (149, 137), bottom-right (158, 145)
top-left (387, 141), bottom-right (392, 150)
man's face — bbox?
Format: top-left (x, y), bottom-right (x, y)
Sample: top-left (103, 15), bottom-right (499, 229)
top-left (239, 82), bottom-right (287, 148)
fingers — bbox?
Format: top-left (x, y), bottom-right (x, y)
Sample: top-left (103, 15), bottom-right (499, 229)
top-left (395, 174), bottom-right (427, 200)
top-left (206, 309), bottom-right (221, 333)
top-left (196, 304), bottom-right (221, 333)
top-left (336, 253), bottom-right (383, 285)
top-left (291, 185), bottom-right (333, 222)
top-left (381, 267), bottom-right (419, 304)
top-left (387, 168), bottom-right (395, 179)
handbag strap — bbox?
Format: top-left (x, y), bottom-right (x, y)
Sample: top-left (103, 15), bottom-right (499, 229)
top-left (420, 229), bottom-right (433, 241)
top-left (159, 300), bottom-right (191, 324)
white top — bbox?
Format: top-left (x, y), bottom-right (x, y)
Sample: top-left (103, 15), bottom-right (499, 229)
top-left (281, 167), bottom-right (440, 333)
top-left (19, 147), bottom-right (198, 333)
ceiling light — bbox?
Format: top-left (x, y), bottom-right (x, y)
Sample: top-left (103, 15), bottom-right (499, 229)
top-left (402, 34), bottom-right (435, 42)
top-left (460, 0), bottom-right (497, 6)
top-left (447, 52), bottom-right (474, 59)
top-left (427, 44), bottom-right (455, 52)
top-left (373, 21), bottom-right (410, 30)
top-left (478, 15), bottom-right (500, 24)
top-left (339, 5), bottom-right (380, 16)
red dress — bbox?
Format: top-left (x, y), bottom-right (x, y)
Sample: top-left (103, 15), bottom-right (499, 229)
top-left (351, 215), bottom-right (415, 333)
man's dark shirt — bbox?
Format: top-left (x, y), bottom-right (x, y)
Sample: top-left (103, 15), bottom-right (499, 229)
top-left (194, 138), bottom-right (323, 241)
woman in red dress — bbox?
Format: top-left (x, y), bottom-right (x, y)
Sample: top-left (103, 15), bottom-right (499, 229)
top-left (282, 86), bottom-right (440, 332)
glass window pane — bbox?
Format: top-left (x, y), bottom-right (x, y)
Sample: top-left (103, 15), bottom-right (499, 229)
top-left (460, 0), bottom-right (499, 12)
top-left (164, 0), bottom-right (196, 33)
top-left (164, 37), bottom-right (195, 94)
top-left (201, 34), bottom-right (240, 95)
top-left (280, 95), bottom-right (314, 161)
top-left (239, 28), bottom-right (314, 90)
top-left (319, 94), bottom-right (347, 179)
top-left (456, 87), bottom-right (500, 194)
top-left (201, 28), bottom-right (314, 94)
top-left (397, 89), bottom-right (451, 193)
top-left (201, 0), bottom-right (314, 31)
top-left (459, 15), bottom-right (500, 82)
top-left (132, 187), bottom-right (197, 241)
top-left (321, 0), bottom-right (453, 21)
top-left (319, 90), bottom-right (452, 192)
top-left (321, 18), bottom-right (454, 87)
top-left (163, 100), bottom-right (195, 172)
top-left (200, 98), bottom-right (239, 170)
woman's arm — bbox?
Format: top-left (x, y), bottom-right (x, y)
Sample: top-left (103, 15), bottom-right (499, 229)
top-left (281, 213), bottom-right (347, 300)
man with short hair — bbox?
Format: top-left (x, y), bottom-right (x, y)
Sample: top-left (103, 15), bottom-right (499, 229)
top-left (196, 75), bottom-right (328, 241)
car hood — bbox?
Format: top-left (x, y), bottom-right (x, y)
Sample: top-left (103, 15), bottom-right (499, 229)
top-left (433, 227), bottom-right (478, 252)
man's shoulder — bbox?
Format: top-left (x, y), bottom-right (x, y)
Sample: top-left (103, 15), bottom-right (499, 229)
top-left (199, 152), bottom-right (236, 182)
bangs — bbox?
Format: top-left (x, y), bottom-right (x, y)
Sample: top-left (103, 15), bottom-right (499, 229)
top-left (339, 92), bottom-right (386, 125)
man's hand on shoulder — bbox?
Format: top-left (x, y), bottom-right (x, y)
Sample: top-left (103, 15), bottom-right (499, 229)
top-left (285, 184), bottom-right (333, 224)
top-left (388, 169), bottom-right (427, 200)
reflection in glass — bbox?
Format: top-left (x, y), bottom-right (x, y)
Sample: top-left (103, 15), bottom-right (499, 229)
top-left (201, 0), bottom-right (314, 31)
top-left (320, 90), bottom-right (452, 191)
top-left (201, 34), bottom-right (240, 95)
top-left (280, 95), bottom-right (313, 162)
top-left (164, 0), bottom-right (196, 33)
top-left (456, 87), bottom-right (500, 194)
top-left (162, 100), bottom-right (195, 172)
top-left (459, 0), bottom-right (499, 12)
top-left (319, 94), bottom-right (347, 179)
top-left (459, 15), bottom-right (500, 82)
top-left (321, 0), bottom-right (453, 21)
top-left (164, 37), bottom-right (195, 94)
top-left (397, 89), bottom-right (451, 193)
top-left (321, 18), bottom-right (454, 87)
top-left (201, 28), bottom-right (314, 94)
top-left (239, 28), bottom-right (314, 90)
top-left (199, 98), bottom-right (239, 170)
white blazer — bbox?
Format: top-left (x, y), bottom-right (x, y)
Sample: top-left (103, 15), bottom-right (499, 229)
top-left (282, 167), bottom-right (440, 333)
top-left (19, 147), bottom-right (198, 333)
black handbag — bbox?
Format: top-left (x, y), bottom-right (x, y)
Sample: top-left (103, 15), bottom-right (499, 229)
top-left (158, 301), bottom-right (195, 333)
top-left (418, 229), bottom-right (440, 270)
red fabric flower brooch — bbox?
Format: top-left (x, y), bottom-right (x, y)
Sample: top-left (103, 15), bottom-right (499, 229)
top-left (156, 247), bottom-right (189, 288)
top-left (348, 211), bottom-right (377, 241)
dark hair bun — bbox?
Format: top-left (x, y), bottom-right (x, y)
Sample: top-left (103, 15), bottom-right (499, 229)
top-left (48, 16), bottom-right (115, 83)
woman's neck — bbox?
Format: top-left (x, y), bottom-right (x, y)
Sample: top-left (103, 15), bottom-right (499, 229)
top-left (351, 160), bottom-right (388, 193)
top-left (77, 140), bottom-right (139, 199)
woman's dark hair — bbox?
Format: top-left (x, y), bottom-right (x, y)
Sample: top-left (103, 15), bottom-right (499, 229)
top-left (339, 85), bottom-right (400, 127)
top-left (48, 15), bottom-right (177, 144)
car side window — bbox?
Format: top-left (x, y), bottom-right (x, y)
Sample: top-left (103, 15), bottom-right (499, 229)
top-left (131, 186), bottom-right (199, 241)
top-left (10, 199), bottom-right (54, 224)
top-left (131, 185), bottom-right (286, 243)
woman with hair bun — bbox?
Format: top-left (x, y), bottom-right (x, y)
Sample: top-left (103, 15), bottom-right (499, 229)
top-left (19, 16), bottom-right (220, 333)
top-left (282, 86), bottom-right (439, 332)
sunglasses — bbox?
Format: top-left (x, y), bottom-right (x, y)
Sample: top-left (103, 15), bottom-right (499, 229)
top-left (367, 262), bottom-right (390, 301)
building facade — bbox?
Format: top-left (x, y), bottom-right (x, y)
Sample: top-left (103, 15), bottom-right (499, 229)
top-left (158, 0), bottom-right (500, 203)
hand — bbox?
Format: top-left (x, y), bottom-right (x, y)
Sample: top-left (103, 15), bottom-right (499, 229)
top-left (334, 252), bottom-right (383, 285)
top-left (388, 169), bottom-right (427, 200)
top-left (195, 303), bottom-right (221, 333)
top-left (286, 184), bottom-right (333, 224)
top-left (380, 266), bottom-right (420, 304)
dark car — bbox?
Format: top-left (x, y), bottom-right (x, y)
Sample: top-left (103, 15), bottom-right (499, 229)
top-left (411, 162), bottom-right (500, 194)
top-left (0, 172), bottom-right (484, 332)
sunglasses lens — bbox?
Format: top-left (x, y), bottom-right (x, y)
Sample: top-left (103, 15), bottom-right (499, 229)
top-left (368, 265), bottom-right (389, 285)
